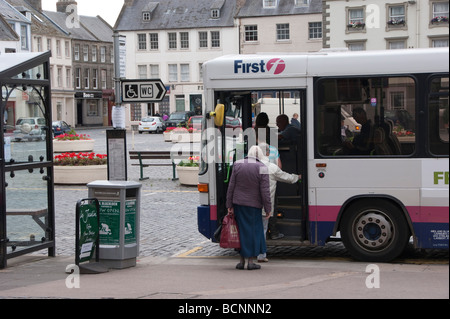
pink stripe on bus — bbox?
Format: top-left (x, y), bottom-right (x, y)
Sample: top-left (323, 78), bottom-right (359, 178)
top-left (312, 205), bottom-right (448, 224)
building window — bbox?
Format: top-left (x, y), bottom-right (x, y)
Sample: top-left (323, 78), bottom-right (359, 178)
top-left (143, 11), bottom-right (151, 21)
top-left (180, 32), bottom-right (189, 49)
top-left (347, 8), bottom-right (365, 30)
top-left (211, 31), bottom-right (220, 47)
top-left (387, 5), bottom-right (406, 26)
top-left (92, 46), bottom-right (97, 62)
top-left (295, 0), bottom-right (310, 6)
top-left (168, 33), bottom-right (177, 49)
top-left (138, 34), bottom-right (147, 50)
top-left (180, 64), bottom-right (190, 82)
top-left (56, 40), bottom-right (61, 57)
top-left (346, 41), bottom-right (366, 51)
top-left (199, 31), bottom-right (208, 48)
top-left (74, 44), bottom-right (80, 61)
top-left (211, 9), bottom-right (220, 18)
top-left (100, 47), bottom-right (106, 62)
top-left (57, 67), bottom-right (63, 87)
top-left (36, 37), bottom-right (42, 51)
top-left (387, 39), bottom-right (406, 50)
top-left (83, 45), bottom-right (89, 61)
top-left (309, 22), bottom-right (322, 39)
top-left (150, 33), bottom-right (159, 50)
top-left (75, 68), bottom-right (81, 88)
top-left (263, 0), bottom-right (277, 8)
top-left (245, 25), bottom-right (258, 42)
top-left (84, 69), bottom-right (90, 89)
top-left (169, 64), bottom-right (178, 82)
top-left (20, 25), bottom-right (28, 49)
top-left (66, 68), bottom-right (71, 88)
top-left (101, 69), bottom-right (107, 89)
top-left (431, 1), bottom-right (449, 24)
top-left (138, 65), bottom-right (147, 79)
top-left (276, 24), bottom-right (290, 41)
top-left (150, 64), bottom-right (159, 78)
top-left (65, 41), bottom-right (70, 57)
top-left (431, 37), bottom-right (449, 47)
top-left (47, 38), bottom-right (52, 51)
top-left (92, 69), bottom-right (98, 89)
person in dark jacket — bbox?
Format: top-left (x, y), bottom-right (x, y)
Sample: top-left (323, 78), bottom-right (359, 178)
top-left (226, 147), bottom-right (272, 270)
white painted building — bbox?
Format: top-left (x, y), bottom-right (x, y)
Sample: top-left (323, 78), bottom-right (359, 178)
top-left (323, 0), bottom-right (449, 50)
top-left (114, 0), bottom-right (240, 121)
top-left (237, 0), bottom-right (323, 54)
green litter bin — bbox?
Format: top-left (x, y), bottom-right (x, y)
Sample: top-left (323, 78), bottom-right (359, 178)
top-left (87, 180), bottom-right (142, 269)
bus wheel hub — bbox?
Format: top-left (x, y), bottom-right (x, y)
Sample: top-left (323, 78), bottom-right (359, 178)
top-left (355, 212), bottom-right (392, 250)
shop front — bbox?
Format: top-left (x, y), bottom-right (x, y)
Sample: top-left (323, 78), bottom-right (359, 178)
top-left (75, 91), bottom-right (104, 126)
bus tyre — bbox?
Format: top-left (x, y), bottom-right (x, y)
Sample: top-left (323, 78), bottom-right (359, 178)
top-left (341, 200), bottom-right (410, 262)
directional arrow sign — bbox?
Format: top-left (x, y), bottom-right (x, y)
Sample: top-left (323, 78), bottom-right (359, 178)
top-left (121, 79), bottom-right (167, 102)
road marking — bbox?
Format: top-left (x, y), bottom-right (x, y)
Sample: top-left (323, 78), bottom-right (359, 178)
top-left (175, 246), bottom-right (203, 258)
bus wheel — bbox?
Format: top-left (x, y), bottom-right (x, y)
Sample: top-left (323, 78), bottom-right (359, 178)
top-left (341, 200), bottom-right (409, 262)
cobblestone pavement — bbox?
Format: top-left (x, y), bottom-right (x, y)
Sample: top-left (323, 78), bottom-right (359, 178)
top-left (30, 128), bottom-right (448, 262)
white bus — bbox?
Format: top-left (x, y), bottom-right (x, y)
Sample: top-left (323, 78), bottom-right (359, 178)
top-left (196, 48), bottom-right (449, 262)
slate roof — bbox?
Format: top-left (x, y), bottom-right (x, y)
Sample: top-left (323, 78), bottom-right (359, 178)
top-left (0, 0), bottom-right (30, 23)
top-left (6, 0), bottom-right (69, 38)
top-left (236, 0), bottom-right (322, 18)
top-left (0, 14), bottom-right (19, 41)
top-left (44, 10), bottom-right (113, 42)
top-left (115, 0), bottom-right (237, 31)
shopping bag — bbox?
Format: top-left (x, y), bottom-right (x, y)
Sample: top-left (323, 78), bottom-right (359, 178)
top-left (220, 213), bottom-right (240, 249)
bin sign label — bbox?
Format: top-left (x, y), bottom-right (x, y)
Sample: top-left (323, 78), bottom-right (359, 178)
top-left (78, 203), bottom-right (99, 263)
top-left (99, 200), bottom-right (121, 245)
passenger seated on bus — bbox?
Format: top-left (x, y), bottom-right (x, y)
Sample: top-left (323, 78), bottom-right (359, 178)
top-left (276, 114), bottom-right (300, 146)
top-left (343, 108), bottom-right (374, 155)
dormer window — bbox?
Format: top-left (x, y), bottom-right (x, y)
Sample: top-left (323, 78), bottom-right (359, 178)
top-left (263, 0), bottom-right (277, 8)
top-left (143, 11), bottom-right (151, 21)
top-left (210, 0), bottom-right (225, 19)
top-left (295, 0), bottom-right (310, 6)
top-left (211, 9), bottom-right (220, 19)
top-left (142, 2), bottom-right (159, 22)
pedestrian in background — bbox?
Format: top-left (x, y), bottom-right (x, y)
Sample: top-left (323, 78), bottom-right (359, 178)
top-left (226, 146), bottom-right (272, 270)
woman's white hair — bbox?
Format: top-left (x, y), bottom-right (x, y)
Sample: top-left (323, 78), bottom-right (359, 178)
top-left (247, 144), bottom-right (269, 162)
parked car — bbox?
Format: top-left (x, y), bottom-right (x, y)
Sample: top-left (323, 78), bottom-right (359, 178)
top-left (13, 117), bottom-right (46, 141)
top-left (138, 117), bottom-right (166, 133)
top-left (165, 111), bottom-right (195, 128)
top-left (52, 121), bottom-right (71, 137)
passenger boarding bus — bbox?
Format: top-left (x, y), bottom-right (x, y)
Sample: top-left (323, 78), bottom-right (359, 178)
top-left (196, 48), bottom-right (449, 262)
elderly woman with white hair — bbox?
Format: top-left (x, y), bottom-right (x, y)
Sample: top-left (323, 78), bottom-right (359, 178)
top-left (249, 143), bottom-right (301, 262)
top-left (226, 145), bottom-right (272, 270)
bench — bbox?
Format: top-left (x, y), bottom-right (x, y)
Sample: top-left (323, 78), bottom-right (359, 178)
top-left (129, 150), bottom-right (199, 181)
top-left (6, 208), bottom-right (50, 241)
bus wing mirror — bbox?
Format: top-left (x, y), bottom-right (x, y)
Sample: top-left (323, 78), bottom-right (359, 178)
top-left (209, 104), bottom-right (225, 127)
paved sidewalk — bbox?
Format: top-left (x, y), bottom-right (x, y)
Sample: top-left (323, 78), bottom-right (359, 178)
top-left (1, 254), bottom-right (448, 299)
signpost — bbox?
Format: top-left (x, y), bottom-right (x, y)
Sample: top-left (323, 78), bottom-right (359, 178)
top-left (121, 79), bottom-right (167, 103)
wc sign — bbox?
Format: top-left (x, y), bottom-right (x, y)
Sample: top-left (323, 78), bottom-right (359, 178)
top-left (121, 79), bottom-right (167, 103)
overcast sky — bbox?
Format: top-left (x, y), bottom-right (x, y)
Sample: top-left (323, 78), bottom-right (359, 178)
top-left (41, 0), bottom-right (124, 26)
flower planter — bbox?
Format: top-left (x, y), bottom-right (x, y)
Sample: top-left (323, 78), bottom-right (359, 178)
top-left (163, 131), bottom-right (172, 142)
top-left (53, 139), bottom-right (95, 153)
top-left (176, 166), bottom-right (199, 186)
top-left (54, 164), bottom-right (107, 185)
top-left (171, 132), bottom-right (201, 143)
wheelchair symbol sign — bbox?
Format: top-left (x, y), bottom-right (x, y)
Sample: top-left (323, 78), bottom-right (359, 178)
top-left (124, 84), bottom-right (139, 99)
top-left (121, 79), bottom-right (167, 102)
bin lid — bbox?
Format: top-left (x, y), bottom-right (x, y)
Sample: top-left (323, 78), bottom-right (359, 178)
top-left (87, 180), bottom-right (142, 189)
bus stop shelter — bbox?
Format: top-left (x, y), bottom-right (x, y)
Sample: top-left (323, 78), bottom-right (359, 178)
top-left (0, 51), bottom-right (55, 269)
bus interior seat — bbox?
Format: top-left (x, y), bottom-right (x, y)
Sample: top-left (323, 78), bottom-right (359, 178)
top-left (373, 127), bottom-right (393, 155)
